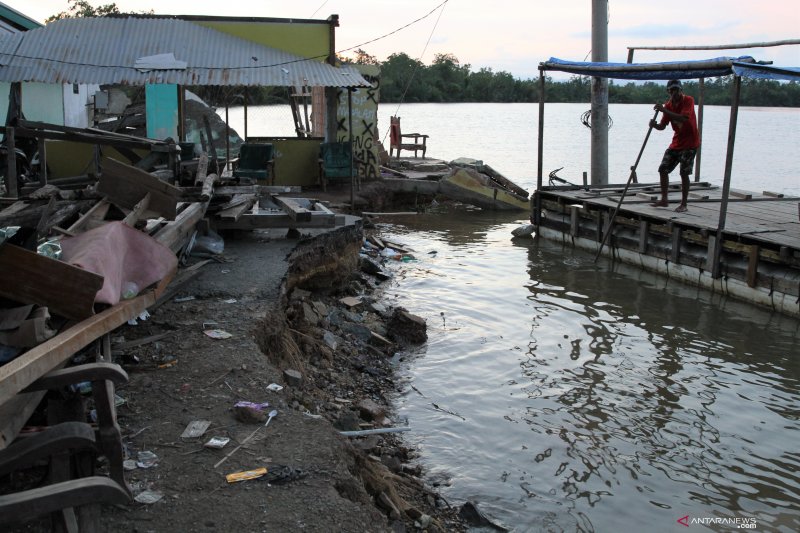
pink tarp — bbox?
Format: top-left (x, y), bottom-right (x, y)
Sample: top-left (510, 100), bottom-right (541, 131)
top-left (60, 221), bottom-right (178, 306)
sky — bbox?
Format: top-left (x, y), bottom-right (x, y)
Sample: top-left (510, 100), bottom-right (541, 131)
top-left (8, 0), bottom-right (800, 80)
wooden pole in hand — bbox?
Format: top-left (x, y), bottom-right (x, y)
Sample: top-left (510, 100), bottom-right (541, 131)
top-left (594, 108), bottom-right (659, 262)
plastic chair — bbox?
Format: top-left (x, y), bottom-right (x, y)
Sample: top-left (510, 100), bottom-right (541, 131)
top-left (232, 143), bottom-right (275, 184)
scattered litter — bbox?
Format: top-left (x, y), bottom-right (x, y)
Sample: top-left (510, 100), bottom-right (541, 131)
top-left (303, 409), bottom-right (323, 419)
top-left (123, 459), bottom-right (138, 471)
top-left (136, 450), bottom-right (159, 468)
top-left (222, 298), bottom-right (237, 304)
top-left (180, 420), bottom-right (211, 439)
top-left (204, 329), bottom-right (232, 339)
top-left (204, 436), bottom-right (231, 449)
top-left (260, 465), bottom-right (308, 484)
top-left (127, 310), bottom-right (151, 326)
top-left (234, 401), bottom-right (270, 411)
top-left (220, 269), bottom-right (231, 274)
top-left (234, 401), bottom-right (270, 423)
top-left (158, 359), bottom-right (178, 369)
top-left (266, 383), bottom-right (283, 392)
top-left (134, 490), bottom-right (164, 504)
top-left (174, 296), bottom-right (196, 303)
top-left (225, 467), bottom-right (267, 483)
top-left (121, 281), bottom-right (139, 300)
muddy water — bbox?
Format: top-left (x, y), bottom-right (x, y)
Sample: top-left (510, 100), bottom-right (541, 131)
top-left (377, 207), bottom-right (800, 532)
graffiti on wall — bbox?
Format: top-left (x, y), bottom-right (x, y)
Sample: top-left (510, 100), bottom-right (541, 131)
top-left (336, 72), bottom-right (380, 179)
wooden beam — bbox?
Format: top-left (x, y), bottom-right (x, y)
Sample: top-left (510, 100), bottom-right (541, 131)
top-left (121, 193), bottom-right (151, 226)
top-left (0, 244), bottom-right (103, 321)
top-left (212, 212), bottom-right (341, 230)
top-left (747, 244), bottom-right (759, 288)
top-left (570, 205), bottom-right (580, 237)
top-left (216, 194), bottom-right (256, 220)
top-left (0, 291), bottom-right (156, 408)
top-left (638, 220), bottom-right (649, 253)
top-left (272, 196), bottom-right (313, 222)
top-left (671, 226), bottom-right (682, 263)
top-left (66, 199), bottom-right (111, 234)
top-left (98, 157), bottom-right (179, 220)
top-left (152, 202), bottom-right (205, 252)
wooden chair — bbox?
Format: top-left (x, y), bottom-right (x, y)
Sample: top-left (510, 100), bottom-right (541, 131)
top-left (232, 143), bottom-right (275, 184)
top-left (23, 362), bottom-right (132, 497)
top-left (0, 421), bottom-right (130, 531)
top-left (389, 116), bottom-right (429, 159)
top-left (318, 141), bottom-right (360, 191)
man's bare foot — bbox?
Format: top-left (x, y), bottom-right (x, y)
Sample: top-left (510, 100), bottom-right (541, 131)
top-left (650, 200), bottom-right (669, 207)
top-left (674, 204), bottom-right (688, 212)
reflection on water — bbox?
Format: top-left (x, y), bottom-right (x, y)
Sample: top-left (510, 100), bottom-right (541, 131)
top-left (381, 208), bottom-right (800, 532)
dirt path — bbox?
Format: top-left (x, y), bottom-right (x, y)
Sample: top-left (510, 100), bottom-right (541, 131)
top-left (91, 225), bottom-right (466, 532)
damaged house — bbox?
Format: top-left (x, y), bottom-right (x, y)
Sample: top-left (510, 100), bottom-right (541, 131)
top-left (0, 11), bottom-right (376, 527)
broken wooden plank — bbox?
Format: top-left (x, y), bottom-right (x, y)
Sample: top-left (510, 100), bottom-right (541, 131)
top-left (200, 173), bottom-right (218, 202)
top-left (730, 189), bottom-right (753, 200)
top-left (217, 195), bottom-right (257, 221)
top-left (98, 157), bottom-right (179, 220)
top-left (122, 193), bottom-right (151, 226)
top-left (0, 243), bottom-right (104, 321)
top-left (194, 152), bottom-right (209, 187)
top-left (0, 291), bottom-right (157, 408)
top-left (272, 196), bottom-right (312, 222)
top-left (152, 202), bottom-right (205, 252)
top-left (67, 198), bottom-right (111, 234)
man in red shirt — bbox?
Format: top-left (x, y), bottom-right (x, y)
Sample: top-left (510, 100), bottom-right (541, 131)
top-left (650, 79), bottom-right (700, 212)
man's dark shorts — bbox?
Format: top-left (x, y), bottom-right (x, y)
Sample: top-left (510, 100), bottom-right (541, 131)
top-left (659, 148), bottom-right (697, 176)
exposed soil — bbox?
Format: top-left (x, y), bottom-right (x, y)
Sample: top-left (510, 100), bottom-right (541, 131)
top-left (4, 216), bottom-right (468, 532)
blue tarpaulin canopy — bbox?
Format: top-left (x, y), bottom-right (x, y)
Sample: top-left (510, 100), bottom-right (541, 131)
top-left (731, 62), bottom-right (800, 82)
top-left (538, 56), bottom-right (800, 81)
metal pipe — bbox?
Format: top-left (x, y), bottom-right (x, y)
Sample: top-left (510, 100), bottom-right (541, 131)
top-left (535, 71), bottom-right (545, 226)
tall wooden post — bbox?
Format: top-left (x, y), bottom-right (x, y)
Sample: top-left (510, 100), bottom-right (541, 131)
top-left (711, 75), bottom-right (741, 278)
top-left (534, 71), bottom-right (546, 226)
top-left (695, 78), bottom-right (705, 181)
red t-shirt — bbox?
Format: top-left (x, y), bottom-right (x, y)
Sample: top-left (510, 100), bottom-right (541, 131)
top-left (660, 94), bottom-right (700, 150)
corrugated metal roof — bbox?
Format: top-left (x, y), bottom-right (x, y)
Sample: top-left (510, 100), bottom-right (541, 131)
top-left (0, 16), bottom-right (370, 87)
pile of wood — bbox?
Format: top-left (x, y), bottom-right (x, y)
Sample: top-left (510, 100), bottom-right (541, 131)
top-left (0, 121), bottom-right (348, 528)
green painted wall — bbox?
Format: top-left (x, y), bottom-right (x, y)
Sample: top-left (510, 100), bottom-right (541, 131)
top-left (248, 137), bottom-right (322, 187)
top-left (0, 82), bottom-right (64, 125)
top-left (196, 21), bottom-right (330, 61)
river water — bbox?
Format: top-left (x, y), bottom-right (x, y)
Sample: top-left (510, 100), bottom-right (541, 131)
top-left (366, 104), bottom-right (799, 532)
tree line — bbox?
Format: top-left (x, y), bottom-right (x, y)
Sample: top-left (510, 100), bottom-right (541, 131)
top-left (371, 51), bottom-right (800, 107)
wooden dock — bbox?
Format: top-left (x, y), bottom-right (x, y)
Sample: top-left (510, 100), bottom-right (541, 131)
top-left (533, 181), bottom-right (800, 317)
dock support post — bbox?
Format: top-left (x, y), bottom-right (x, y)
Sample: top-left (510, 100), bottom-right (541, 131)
top-left (671, 226), bottom-right (682, 263)
top-left (747, 245), bottom-right (759, 288)
top-left (638, 221), bottom-right (649, 253)
top-left (570, 205), bottom-right (581, 237)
